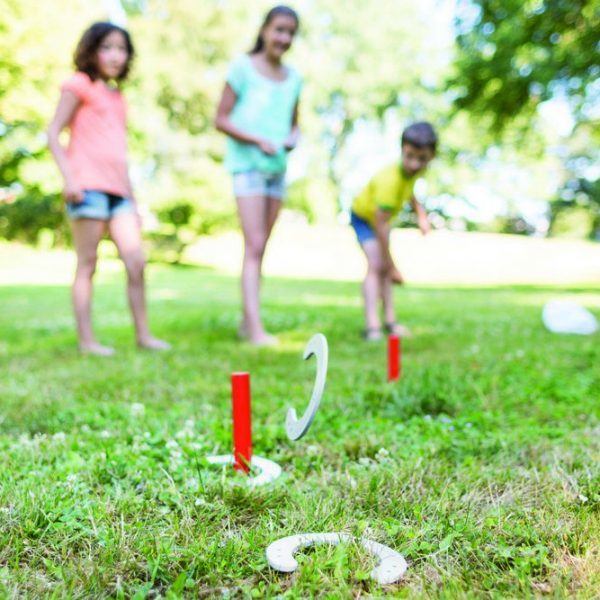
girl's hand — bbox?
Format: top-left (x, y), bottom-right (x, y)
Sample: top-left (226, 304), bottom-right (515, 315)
top-left (64, 180), bottom-right (83, 203)
top-left (127, 195), bottom-right (143, 229)
top-left (283, 130), bottom-right (300, 151)
top-left (418, 215), bottom-right (431, 236)
top-left (258, 139), bottom-right (277, 155)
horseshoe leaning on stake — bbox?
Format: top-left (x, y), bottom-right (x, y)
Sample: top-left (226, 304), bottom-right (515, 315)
top-left (285, 333), bottom-right (328, 440)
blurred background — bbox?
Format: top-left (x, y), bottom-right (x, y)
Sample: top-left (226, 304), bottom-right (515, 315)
top-left (1, 0), bottom-right (598, 280)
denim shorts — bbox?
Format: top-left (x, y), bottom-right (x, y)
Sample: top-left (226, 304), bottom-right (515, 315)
top-left (350, 212), bottom-right (376, 244)
top-left (66, 190), bottom-right (135, 220)
top-left (232, 171), bottom-right (286, 200)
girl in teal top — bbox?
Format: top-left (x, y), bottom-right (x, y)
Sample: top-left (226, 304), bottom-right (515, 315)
top-left (216, 5), bottom-right (302, 346)
top-left (224, 53), bottom-right (302, 174)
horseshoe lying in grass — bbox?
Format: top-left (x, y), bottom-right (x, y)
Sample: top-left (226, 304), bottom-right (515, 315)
top-left (266, 532), bottom-right (407, 585)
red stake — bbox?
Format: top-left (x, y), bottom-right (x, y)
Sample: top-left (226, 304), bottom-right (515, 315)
top-left (231, 372), bottom-right (252, 473)
top-left (388, 335), bottom-right (401, 382)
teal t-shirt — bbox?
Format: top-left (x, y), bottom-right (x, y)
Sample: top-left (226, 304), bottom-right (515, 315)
top-left (225, 55), bottom-right (303, 174)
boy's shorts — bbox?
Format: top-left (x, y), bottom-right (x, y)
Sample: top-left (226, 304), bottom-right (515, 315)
top-left (233, 170), bottom-right (286, 200)
top-left (66, 190), bottom-right (135, 221)
top-left (350, 211), bottom-right (376, 244)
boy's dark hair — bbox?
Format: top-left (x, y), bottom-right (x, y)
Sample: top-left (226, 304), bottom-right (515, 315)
top-left (74, 22), bottom-right (134, 81)
top-left (249, 5), bottom-right (299, 54)
top-left (401, 122), bottom-right (438, 152)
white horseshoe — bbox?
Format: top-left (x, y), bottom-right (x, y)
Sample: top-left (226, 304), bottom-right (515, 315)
top-left (205, 455), bottom-right (282, 487)
top-left (266, 532), bottom-right (408, 585)
top-left (285, 333), bottom-right (328, 441)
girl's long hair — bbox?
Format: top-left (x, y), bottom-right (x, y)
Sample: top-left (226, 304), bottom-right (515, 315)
top-left (249, 5), bottom-right (299, 54)
top-left (74, 21), bottom-right (134, 81)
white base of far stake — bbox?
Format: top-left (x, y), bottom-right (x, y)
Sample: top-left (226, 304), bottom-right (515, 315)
top-left (266, 532), bottom-right (407, 585)
top-left (206, 455), bottom-right (282, 487)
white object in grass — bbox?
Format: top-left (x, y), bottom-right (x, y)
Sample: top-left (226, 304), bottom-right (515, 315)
top-left (542, 300), bottom-right (598, 335)
top-left (266, 532), bottom-right (408, 585)
top-left (285, 333), bottom-right (329, 440)
top-left (205, 455), bottom-right (282, 487)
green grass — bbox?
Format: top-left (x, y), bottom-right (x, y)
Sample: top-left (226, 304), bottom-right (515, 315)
top-left (1, 259), bottom-right (599, 598)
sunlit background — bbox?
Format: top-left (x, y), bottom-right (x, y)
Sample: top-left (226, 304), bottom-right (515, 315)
top-left (1, 0), bottom-right (598, 282)
top-left (1, 4), bottom-right (599, 597)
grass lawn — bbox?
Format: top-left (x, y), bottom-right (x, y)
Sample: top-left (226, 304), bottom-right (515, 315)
top-left (0, 249), bottom-right (599, 597)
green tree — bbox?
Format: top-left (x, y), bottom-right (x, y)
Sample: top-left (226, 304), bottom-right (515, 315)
top-left (452, 0), bottom-right (599, 129)
top-left (0, 0), bottom-right (100, 244)
top-left (450, 0), bottom-right (600, 238)
top-left (8, 0), bottom-right (573, 248)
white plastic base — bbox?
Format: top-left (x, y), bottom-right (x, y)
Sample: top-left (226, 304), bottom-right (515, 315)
top-left (266, 532), bottom-right (408, 585)
top-left (206, 454), bottom-right (282, 487)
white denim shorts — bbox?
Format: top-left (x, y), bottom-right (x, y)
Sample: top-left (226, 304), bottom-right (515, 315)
top-left (232, 170), bottom-right (286, 200)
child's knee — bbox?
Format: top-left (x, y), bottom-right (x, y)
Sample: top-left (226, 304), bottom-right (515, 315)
top-left (76, 254), bottom-right (98, 277)
top-left (245, 237), bottom-right (267, 260)
top-left (367, 259), bottom-right (385, 275)
top-left (124, 252), bottom-right (145, 281)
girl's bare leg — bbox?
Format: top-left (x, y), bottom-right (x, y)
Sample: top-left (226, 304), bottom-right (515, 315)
top-left (108, 213), bottom-right (170, 350)
top-left (71, 218), bottom-right (113, 355)
top-left (236, 195), bottom-right (280, 345)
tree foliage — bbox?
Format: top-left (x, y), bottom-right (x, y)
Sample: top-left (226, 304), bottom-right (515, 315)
top-left (451, 0), bottom-right (600, 238)
top-left (2, 0), bottom-right (597, 246)
top-left (1, 0), bottom-right (454, 248)
top-left (451, 0), bottom-right (600, 129)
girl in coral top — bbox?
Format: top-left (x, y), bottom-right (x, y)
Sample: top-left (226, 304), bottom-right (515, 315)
top-left (48, 22), bottom-right (169, 355)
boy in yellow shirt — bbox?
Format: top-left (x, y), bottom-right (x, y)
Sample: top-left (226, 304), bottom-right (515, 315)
top-left (351, 122), bottom-right (437, 340)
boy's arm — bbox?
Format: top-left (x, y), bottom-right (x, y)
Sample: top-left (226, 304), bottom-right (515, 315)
top-left (411, 195), bottom-right (431, 235)
top-left (374, 208), bottom-right (403, 283)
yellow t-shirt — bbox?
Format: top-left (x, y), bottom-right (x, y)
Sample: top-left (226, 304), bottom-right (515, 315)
top-left (351, 164), bottom-right (417, 225)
